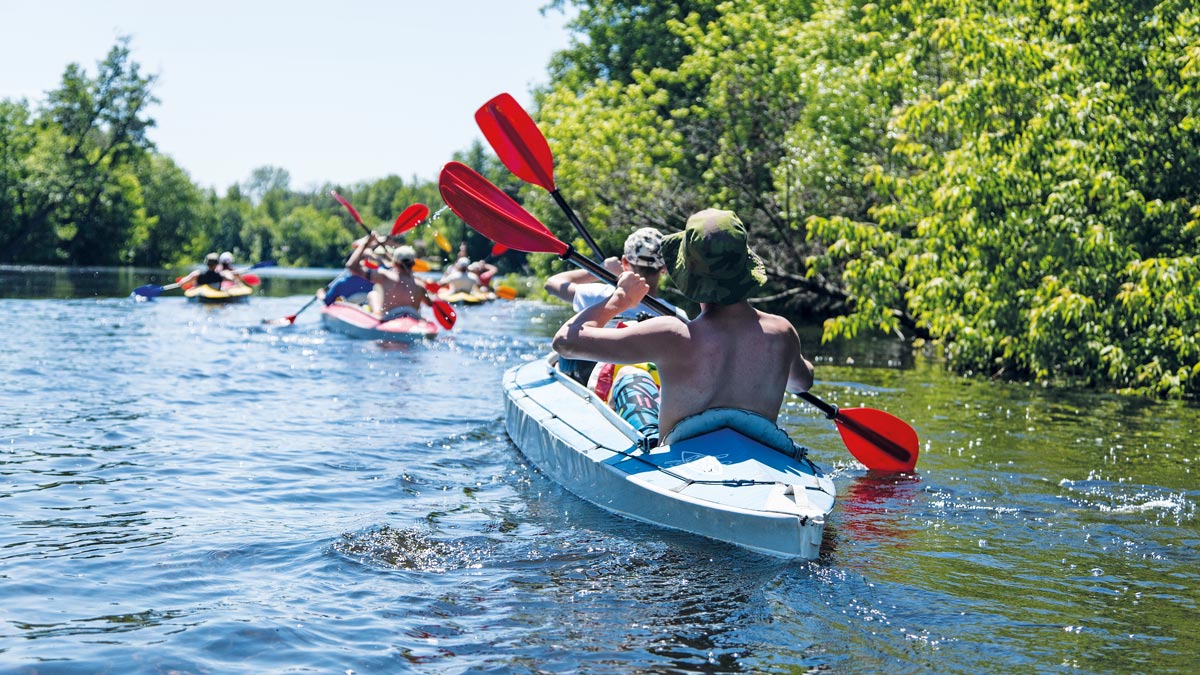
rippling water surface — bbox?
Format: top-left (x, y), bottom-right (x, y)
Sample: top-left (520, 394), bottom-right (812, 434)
top-left (0, 269), bottom-right (1196, 674)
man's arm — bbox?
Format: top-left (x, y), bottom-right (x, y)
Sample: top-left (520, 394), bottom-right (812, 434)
top-left (345, 235), bottom-right (378, 279)
top-left (553, 271), bottom-right (685, 365)
top-left (544, 257), bottom-right (622, 302)
top-left (785, 326), bottom-right (815, 394)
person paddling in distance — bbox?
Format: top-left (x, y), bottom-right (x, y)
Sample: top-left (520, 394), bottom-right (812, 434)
top-left (344, 234), bottom-right (431, 320)
top-left (216, 251), bottom-right (248, 286)
top-left (438, 257), bottom-right (483, 295)
top-left (468, 259), bottom-right (499, 290)
top-left (545, 227), bottom-right (688, 384)
top-left (177, 252), bottom-right (228, 289)
top-left (552, 209), bottom-right (814, 447)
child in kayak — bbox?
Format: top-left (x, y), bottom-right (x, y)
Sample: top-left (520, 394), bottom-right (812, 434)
top-left (345, 236), bottom-right (431, 320)
top-left (551, 209), bottom-right (814, 446)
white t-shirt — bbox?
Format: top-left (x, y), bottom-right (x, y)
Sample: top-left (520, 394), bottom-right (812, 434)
top-left (571, 282), bottom-right (688, 320)
top-left (441, 271), bottom-right (480, 293)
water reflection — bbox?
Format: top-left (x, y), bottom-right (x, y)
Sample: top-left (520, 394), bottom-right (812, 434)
top-left (836, 473), bottom-right (924, 549)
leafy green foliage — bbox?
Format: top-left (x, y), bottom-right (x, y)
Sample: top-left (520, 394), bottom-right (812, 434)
top-left (532, 0), bottom-right (1199, 397)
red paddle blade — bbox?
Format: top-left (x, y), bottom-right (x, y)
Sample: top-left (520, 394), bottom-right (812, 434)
top-left (391, 203), bottom-right (430, 236)
top-left (421, 280), bottom-right (456, 329)
top-left (491, 242), bottom-right (508, 256)
top-left (475, 93), bottom-right (556, 192)
top-left (432, 299), bottom-right (456, 329)
top-left (438, 162), bottom-right (569, 256)
top-left (331, 190), bottom-right (365, 225)
top-left (833, 407), bottom-right (920, 473)
top-left (241, 273), bottom-right (260, 285)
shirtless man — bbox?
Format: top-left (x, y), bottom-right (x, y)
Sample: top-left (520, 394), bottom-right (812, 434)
top-left (345, 235), bottom-right (430, 320)
top-left (552, 209), bottom-right (814, 442)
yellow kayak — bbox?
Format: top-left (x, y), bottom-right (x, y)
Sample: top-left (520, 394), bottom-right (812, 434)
top-left (185, 283), bottom-right (253, 303)
top-left (438, 289), bottom-right (493, 305)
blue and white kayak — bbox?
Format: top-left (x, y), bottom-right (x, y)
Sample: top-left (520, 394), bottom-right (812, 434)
top-left (504, 354), bottom-right (836, 559)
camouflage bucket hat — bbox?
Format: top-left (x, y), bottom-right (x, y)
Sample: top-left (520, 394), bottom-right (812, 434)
top-left (661, 209), bottom-right (766, 304)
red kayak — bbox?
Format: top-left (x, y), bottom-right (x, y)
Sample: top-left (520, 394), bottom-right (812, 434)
top-left (320, 301), bottom-right (438, 342)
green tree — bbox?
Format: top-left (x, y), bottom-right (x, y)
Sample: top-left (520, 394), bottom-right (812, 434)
top-left (275, 205), bottom-right (354, 266)
top-left (0, 37), bottom-right (158, 264)
top-left (547, 0), bottom-right (723, 91)
top-left (807, 0), bottom-right (1200, 395)
top-left (534, 0), bottom-right (1199, 396)
top-left (128, 154), bottom-right (211, 266)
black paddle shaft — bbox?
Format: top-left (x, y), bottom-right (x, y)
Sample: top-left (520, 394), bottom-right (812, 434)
top-left (553, 190), bottom-right (608, 261)
top-left (567, 249), bottom-right (677, 318)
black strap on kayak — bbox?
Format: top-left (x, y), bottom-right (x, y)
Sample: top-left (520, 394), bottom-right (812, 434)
top-left (605, 441), bottom-right (822, 491)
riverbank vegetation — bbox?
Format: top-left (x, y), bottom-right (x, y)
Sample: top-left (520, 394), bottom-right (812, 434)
top-left (1, 1), bottom-right (1196, 397)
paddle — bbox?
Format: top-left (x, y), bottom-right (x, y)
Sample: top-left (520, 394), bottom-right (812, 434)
top-left (432, 230), bottom-right (452, 254)
top-left (133, 260), bottom-right (274, 299)
top-left (262, 271), bottom-right (353, 327)
top-left (392, 203), bottom-right (431, 238)
top-left (438, 162), bottom-right (919, 472)
top-left (475, 92), bottom-right (607, 260)
top-left (332, 191), bottom-right (456, 330)
top-left (439, 162), bottom-right (677, 316)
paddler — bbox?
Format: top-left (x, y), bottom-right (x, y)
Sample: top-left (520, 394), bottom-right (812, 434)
top-left (176, 252), bottom-right (226, 289)
top-left (545, 227), bottom-right (688, 385)
top-left (551, 209), bottom-right (814, 447)
top-left (344, 235), bottom-right (430, 321)
top-left (437, 257), bottom-right (483, 295)
top-left (216, 251), bottom-right (248, 286)
top-left (467, 259), bottom-right (498, 289)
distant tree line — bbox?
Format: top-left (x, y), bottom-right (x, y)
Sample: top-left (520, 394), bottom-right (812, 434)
top-left (0, 38), bottom-right (518, 271)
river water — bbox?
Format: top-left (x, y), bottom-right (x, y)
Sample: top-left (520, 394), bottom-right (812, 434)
top-left (1, 266), bottom-right (1196, 674)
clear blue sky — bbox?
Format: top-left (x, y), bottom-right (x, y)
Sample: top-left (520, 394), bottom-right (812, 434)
top-left (0, 0), bottom-right (575, 191)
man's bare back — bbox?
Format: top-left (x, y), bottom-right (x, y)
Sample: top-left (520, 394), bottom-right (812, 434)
top-left (369, 268), bottom-right (425, 316)
top-left (552, 272), bottom-right (813, 439)
top-left (345, 237), bottom-right (427, 318)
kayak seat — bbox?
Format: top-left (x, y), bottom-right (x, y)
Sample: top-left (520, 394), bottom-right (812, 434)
top-left (381, 306), bottom-right (420, 321)
top-left (662, 408), bottom-right (807, 460)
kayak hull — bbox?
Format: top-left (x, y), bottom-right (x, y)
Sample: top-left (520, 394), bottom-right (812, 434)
top-left (438, 289), bottom-right (493, 305)
top-left (320, 301), bottom-right (438, 342)
top-left (185, 283), bottom-right (253, 303)
top-left (503, 355), bottom-right (836, 559)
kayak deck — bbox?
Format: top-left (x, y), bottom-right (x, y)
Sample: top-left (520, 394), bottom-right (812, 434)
top-left (503, 355), bottom-right (836, 559)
